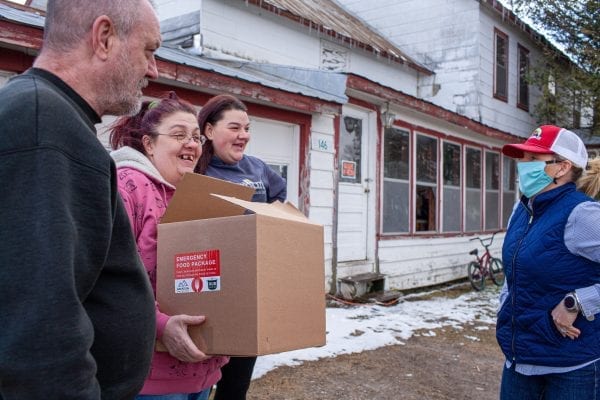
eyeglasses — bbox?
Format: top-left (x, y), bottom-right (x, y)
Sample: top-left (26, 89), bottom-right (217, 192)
top-left (157, 133), bottom-right (207, 145)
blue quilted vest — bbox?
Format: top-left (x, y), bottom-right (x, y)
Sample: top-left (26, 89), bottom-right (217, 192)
top-left (496, 183), bottom-right (600, 367)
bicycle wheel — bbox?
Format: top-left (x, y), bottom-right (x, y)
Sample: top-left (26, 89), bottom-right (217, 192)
top-left (468, 261), bottom-right (485, 291)
top-left (489, 258), bottom-right (505, 286)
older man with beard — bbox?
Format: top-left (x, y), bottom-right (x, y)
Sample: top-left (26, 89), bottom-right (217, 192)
top-left (0, 0), bottom-right (161, 399)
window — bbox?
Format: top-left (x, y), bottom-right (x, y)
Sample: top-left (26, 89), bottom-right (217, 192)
top-left (340, 116), bottom-right (362, 183)
top-left (465, 148), bottom-right (482, 231)
top-left (382, 127), bottom-right (410, 233)
top-left (517, 44), bottom-right (529, 110)
top-left (415, 135), bottom-right (438, 232)
top-left (380, 127), bottom-right (508, 236)
top-left (485, 152), bottom-right (500, 230)
top-left (494, 29), bottom-right (508, 101)
top-left (502, 156), bottom-right (517, 227)
top-left (573, 96), bottom-right (582, 129)
top-left (442, 142), bottom-right (461, 232)
top-left (267, 163), bottom-right (288, 180)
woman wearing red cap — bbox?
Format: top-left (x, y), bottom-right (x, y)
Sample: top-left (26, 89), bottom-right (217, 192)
top-left (497, 125), bottom-right (600, 399)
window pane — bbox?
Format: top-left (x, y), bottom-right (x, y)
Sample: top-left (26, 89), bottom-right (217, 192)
top-left (485, 152), bottom-right (500, 230)
top-left (443, 142), bottom-right (461, 186)
top-left (496, 65), bottom-right (507, 98)
top-left (502, 156), bottom-right (517, 227)
top-left (416, 185), bottom-right (436, 231)
top-left (486, 192), bottom-right (499, 230)
top-left (443, 187), bottom-right (461, 232)
top-left (503, 156), bottom-right (516, 191)
top-left (443, 142), bottom-right (461, 232)
top-left (466, 189), bottom-right (481, 231)
top-left (416, 135), bottom-right (437, 183)
top-left (384, 128), bottom-right (409, 180)
top-left (503, 192), bottom-right (515, 227)
top-left (466, 148), bottom-right (481, 188)
top-left (495, 32), bottom-right (508, 99)
top-left (486, 153), bottom-right (499, 190)
top-left (340, 116), bottom-right (362, 183)
top-left (518, 45), bottom-right (529, 109)
top-left (465, 148), bottom-right (481, 231)
top-left (267, 163), bottom-right (288, 181)
top-left (383, 180), bottom-right (409, 233)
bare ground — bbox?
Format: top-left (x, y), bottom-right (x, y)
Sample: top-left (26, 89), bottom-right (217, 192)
top-left (247, 283), bottom-right (504, 400)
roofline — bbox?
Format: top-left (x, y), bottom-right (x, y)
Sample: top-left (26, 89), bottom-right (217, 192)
top-left (0, 0), bottom-right (39, 13)
top-left (479, 0), bottom-right (571, 63)
top-left (345, 73), bottom-right (520, 142)
top-left (0, 9), bottom-right (342, 114)
top-left (242, 0), bottom-right (434, 76)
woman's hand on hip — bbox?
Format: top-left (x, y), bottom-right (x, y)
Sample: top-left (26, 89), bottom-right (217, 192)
top-left (551, 302), bottom-right (581, 340)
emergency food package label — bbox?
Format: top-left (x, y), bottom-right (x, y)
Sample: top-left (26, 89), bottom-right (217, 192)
top-left (173, 250), bottom-right (221, 293)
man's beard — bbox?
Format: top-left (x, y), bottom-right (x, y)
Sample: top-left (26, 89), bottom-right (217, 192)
top-left (100, 47), bottom-right (147, 116)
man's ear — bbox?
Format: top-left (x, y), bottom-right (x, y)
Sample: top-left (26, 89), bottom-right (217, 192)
top-left (91, 15), bottom-right (115, 61)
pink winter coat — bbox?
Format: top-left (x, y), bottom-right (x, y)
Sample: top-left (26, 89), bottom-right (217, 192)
top-left (112, 147), bottom-right (228, 395)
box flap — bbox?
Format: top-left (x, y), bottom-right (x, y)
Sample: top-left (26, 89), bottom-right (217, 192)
top-left (161, 173), bottom-right (255, 223)
top-left (210, 194), bottom-right (319, 224)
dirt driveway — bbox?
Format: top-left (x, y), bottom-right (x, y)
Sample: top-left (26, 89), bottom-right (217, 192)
top-left (247, 283), bottom-right (504, 400)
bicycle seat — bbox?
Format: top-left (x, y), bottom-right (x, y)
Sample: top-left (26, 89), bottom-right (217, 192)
top-left (469, 249), bottom-right (478, 256)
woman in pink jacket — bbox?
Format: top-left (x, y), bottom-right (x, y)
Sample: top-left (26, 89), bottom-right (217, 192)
top-left (109, 92), bottom-right (228, 400)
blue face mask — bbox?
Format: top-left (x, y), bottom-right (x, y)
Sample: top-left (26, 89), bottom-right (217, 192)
top-left (517, 161), bottom-right (553, 198)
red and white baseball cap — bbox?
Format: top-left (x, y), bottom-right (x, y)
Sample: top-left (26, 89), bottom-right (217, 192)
top-left (502, 125), bottom-right (588, 168)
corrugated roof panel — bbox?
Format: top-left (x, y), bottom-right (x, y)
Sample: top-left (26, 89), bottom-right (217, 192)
top-left (0, 3), bottom-right (347, 104)
top-left (157, 47), bottom-right (348, 104)
top-left (255, 0), bottom-right (428, 71)
top-left (0, 2), bottom-right (44, 27)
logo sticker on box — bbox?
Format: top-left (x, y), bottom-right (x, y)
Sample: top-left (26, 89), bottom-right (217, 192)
top-left (173, 250), bottom-right (221, 293)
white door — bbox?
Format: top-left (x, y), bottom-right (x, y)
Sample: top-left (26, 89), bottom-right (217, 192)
top-left (245, 117), bottom-right (299, 206)
top-left (337, 107), bottom-right (372, 262)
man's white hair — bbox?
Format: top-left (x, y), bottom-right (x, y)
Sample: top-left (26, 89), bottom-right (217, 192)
top-left (43, 0), bottom-right (155, 52)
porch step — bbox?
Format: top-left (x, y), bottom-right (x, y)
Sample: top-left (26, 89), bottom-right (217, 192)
top-left (338, 272), bottom-right (385, 300)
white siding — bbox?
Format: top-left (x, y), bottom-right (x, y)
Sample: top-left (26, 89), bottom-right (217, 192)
top-left (379, 234), bottom-right (503, 290)
top-left (156, 0), bottom-right (419, 96)
top-left (155, 0), bottom-right (200, 20)
top-left (308, 114), bottom-right (336, 290)
top-left (338, 0), bottom-right (481, 113)
top-left (337, 0), bottom-right (545, 137)
top-left (478, 6), bottom-right (543, 138)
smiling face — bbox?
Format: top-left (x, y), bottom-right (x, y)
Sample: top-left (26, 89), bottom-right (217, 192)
top-left (205, 109), bottom-right (251, 164)
top-left (143, 111), bottom-right (201, 187)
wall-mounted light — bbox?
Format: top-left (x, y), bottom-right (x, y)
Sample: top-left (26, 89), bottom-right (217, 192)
top-left (381, 102), bottom-right (396, 129)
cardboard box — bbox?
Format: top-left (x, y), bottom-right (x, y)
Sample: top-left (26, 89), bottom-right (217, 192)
top-left (156, 173), bottom-right (326, 356)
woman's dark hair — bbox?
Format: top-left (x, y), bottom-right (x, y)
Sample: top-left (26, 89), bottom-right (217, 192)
top-left (194, 94), bottom-right (248, 174)
top-left (109, 91), bottom-right (197, 153)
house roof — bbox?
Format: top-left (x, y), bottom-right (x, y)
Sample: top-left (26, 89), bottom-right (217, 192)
top-left (3, 0), bottom-right (433, 75)
top-left (479, 0), bottom-right (568, 58)
top-left (241, 0), bottom-right (432, 75)
top-left (156, 47), bottom-right (348, 104)
top-left (0, 2), bottom-right (348, 107)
